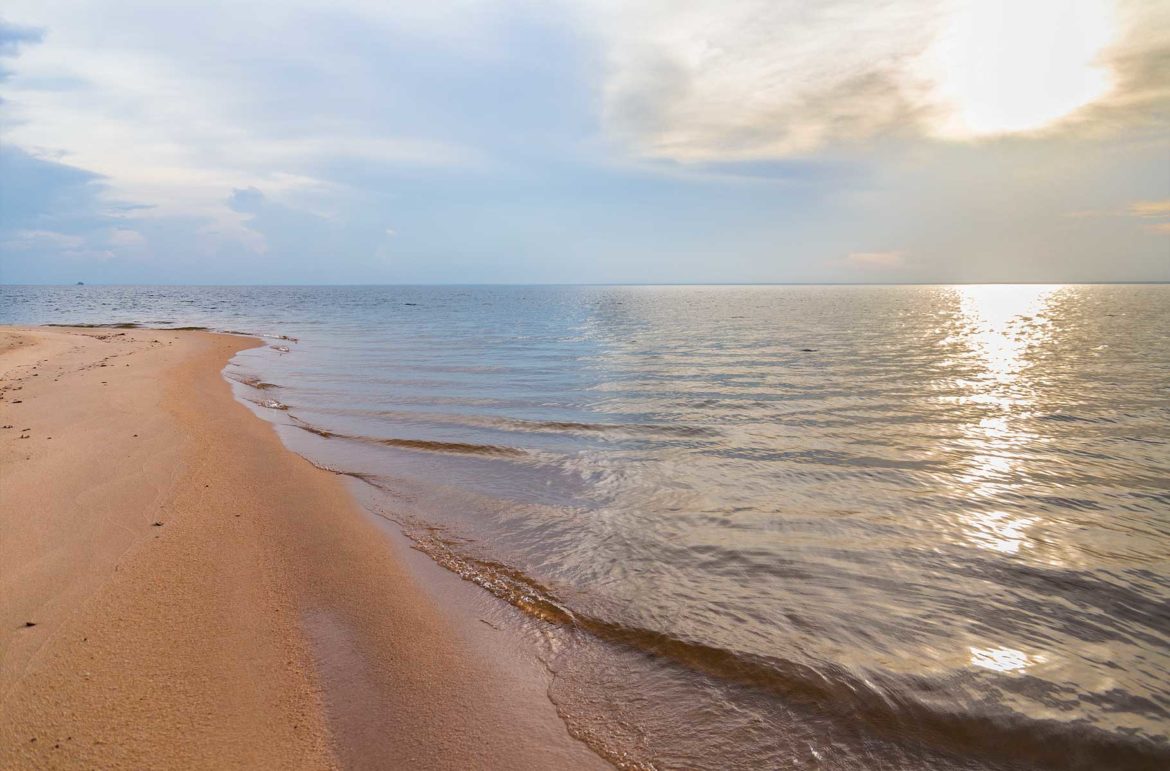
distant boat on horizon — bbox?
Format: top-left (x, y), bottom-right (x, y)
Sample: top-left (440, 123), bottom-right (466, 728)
top-left (76, 281), bottom-right (84, 285)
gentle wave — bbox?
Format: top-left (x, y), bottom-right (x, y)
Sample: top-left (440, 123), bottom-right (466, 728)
top-left (361, 478), bottom-right (1170, 771)
top-left (292, 419), bottom-right (527, 458)
top-left (226, 373), bottom-right (282, 390)
top-left (305, 406), bottom-right (722, 440)
top-left (9, 283), bottom-right (1170, 771)
top-left (45, 321), bottom-right (141, 329)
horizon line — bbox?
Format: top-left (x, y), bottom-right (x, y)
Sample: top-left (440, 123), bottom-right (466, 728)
top-left (4, 281), bottom-right (1170, 288)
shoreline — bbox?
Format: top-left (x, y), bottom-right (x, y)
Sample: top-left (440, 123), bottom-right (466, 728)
top-left (0, 326), bottom-right (606, 769)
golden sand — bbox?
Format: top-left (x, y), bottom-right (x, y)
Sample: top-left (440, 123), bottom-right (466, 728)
top-left (0, 327), bottom-right (605, 770)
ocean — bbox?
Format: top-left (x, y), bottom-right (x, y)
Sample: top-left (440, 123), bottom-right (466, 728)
top-left (3, 283), bottom-right (1168, 770)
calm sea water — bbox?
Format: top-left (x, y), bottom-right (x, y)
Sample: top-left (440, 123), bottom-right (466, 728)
top-left (3, 284), bottom-right (1169, 770)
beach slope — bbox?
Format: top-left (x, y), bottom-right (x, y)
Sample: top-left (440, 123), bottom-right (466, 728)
top-left (0, 327), bottom-right (603, 770)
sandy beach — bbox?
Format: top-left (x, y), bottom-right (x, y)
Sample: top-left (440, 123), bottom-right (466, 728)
top-left (0, 326), bottom-right (606, 770)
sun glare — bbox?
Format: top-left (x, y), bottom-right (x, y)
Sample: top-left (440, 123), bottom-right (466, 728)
top-left (969, 646), bottom-right (1043, 673)
top-left (929, 0), bottom-right (1117, 137)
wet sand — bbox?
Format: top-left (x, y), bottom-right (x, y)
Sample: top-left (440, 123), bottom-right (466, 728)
top-left (0, 326), bottom-right (606, 770)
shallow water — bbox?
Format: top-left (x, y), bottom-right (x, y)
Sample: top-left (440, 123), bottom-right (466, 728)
top-left (4, 284), bottom-right (1169, 769)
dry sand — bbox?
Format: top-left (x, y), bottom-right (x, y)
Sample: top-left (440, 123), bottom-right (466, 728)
top-left (0, 326), bottom-right (607, 770)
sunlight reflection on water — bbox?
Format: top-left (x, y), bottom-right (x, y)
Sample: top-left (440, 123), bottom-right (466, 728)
top-left (951, 285), bottom-right (1059, 560)
top-left (969, 645), bottom-right (1045, 674)
top-left (3, 283), bottom-right (1168, 770)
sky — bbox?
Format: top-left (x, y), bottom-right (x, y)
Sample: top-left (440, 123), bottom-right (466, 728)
top-left (0, 0), bottom-right (1167, 285)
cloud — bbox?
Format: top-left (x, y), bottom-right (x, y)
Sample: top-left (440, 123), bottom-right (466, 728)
top-left (1129, 198), bottom-right (1170, 234)
top-left (1077, 0), bottom-right (1170, 132)
top-left (583, 0), bottom-right (1170, 162)
top-left (1129, 199), bottom-right (1170, 217)
top-left (846, 251), bottom-right (906, 270)
top-left (0, 18), bottom-right (42, 87)
top-left (0, 145), bottom-right (106, 232)
top-left (1063, 198), bottom-right (1170, 234)
top-left (218, 182), bottom-right (394, 275)
top-left (588, 0), bottom-right (938, 161)
top-left (227, 187), bottom-right (267, 214)
top-left (0, 19), bottom-right (43, 57)
top-left (0, 144), bottom-right (267, 280)
top-left (1, 1), bottom-right (1167, 284)
top-left (0, 146), bottom-right (136, 271)
top-left (0, 0), bottom-right (485, 240)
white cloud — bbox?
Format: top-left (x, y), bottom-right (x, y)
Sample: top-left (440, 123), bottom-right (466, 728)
top-left (1, 0), bottom-right (1166, 283)
top-left (580, 0), bottom-right (1169, 161)
top-left (0, 0), bottom-right (484, 236)
top-left (584, 0), bottom-right (939, 161)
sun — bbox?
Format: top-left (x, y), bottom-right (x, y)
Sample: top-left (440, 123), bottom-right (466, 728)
top-left (927, 0), bottom-right (1118, 137)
